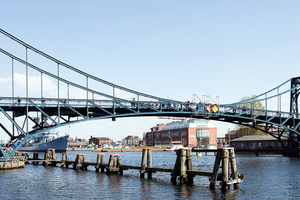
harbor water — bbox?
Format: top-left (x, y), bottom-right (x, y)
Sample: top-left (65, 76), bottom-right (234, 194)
top-left (1, 151), bottom-right (300, 199)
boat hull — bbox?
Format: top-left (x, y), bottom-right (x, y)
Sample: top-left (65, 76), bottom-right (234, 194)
top-left (19, 135), bottom-right (69, 152)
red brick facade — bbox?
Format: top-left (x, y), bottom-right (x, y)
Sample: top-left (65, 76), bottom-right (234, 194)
top-left (145, 120), bottom-right (217, 147)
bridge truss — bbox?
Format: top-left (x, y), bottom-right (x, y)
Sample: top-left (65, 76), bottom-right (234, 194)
top-left (0, 29), bottom-right (299, 160)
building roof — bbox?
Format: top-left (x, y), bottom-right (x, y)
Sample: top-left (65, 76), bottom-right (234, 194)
top-left (231, 135), bottom-right (287, 142)
top-left (92, 137), bottom-right (110, 140)
top-left (227, 130), bottom-right (237, 135)
top-left (67, 141), bottom-right (89, 147)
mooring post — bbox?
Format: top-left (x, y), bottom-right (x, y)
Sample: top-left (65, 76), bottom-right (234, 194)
top-left (21, 152), bottom-right (29, 164)
top-left (179, 149), bottom-right (187, 184)
top-left (74, 154), bottom-right (87, 170)
top-left (210, 148), bottom-right (222, 189)
top-left (171, 148), bottom-right (189, 184)
top-left (61, 152), bottom-right (69, 168)
top-left (140, 148), bottom-right (147, 178)
top-left (33, 152), bottom-right (39, 165)
top-left (107, 154), bottom-right (121, 174)
top-left (171, 149), bottom-right (181, 184)
top-left (117, 154), bottom-right (123, 175)
top-left (96, 154), bottom-right (105, 172)
top-left (229, 148), bottom-right (239, 189)
top-left (222, 148), bottom-right (229, 190)
top-left (186, 149), bottom-right (194, 184)
top-left (146, 148), bottom-right (152, 179)
top-left (43, 149), bottom-right (56, 166)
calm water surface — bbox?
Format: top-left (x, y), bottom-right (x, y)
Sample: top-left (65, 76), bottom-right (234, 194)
top-left (1, 151), bottom-right (300, 199)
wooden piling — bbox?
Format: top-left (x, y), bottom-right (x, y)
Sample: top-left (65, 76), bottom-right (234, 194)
top-left (210, 147), bottom-right (244, 190)
top-left (171, 148), bottom-right (192, 184)
top-left (222, 148), bottom-right (229, 190)
top-left (73, 154), bottom-right (87, 170)
top-left (43, 149), bottom-right (56, 166)
top-left (171, 149), bottom-right (180, 183)
top-left (179, 149), bottom-right (187, 184)
top-left (186, 149), bottom-right (194, 184)
top-left (96, 154), bottom-right (105, 172)
top-left (107, 154), bottom-right (121, 174)
top-left (229, 148), bottom-right (239, 189)
top-left (21, 152), bottom-right (29, 164)
top-left (140, 148), bottom-right (152, 178)
top-left (140, 148), bottom-right (147, 178)
top-left (33, 152), bottom-right (39, 165)
top-left (209, 149), bottom-right (222, 189)
top-left (146, 148), bottom-right (152, 179)
top-left (61, 152), bottom-right (69, 168)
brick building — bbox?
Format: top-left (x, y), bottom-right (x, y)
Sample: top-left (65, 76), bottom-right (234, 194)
top-left (230, 135), bottom-right (288, 150)
top-left (225, 130), bottom-right (238, 144)
top-left (145, 119), bottom-right (217, 147)
top-left (89, 136), bottom-right (111, 147)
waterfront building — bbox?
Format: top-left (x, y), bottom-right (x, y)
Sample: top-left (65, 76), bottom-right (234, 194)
top-left (230, 135), bottom-right (288, 150)
top-left (225, 130), bottom-right (238, 144)
top-left (145, 119), bottom-right (217, 147)
top-left (217, 137), bottom-right (226, 146)
top-left (89, 136), bottom-right (112, 147)
top-left (122, 135), bottom-right (141, 147)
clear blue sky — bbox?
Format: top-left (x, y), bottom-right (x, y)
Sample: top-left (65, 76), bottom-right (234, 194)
top-left (0, 1), bottom-right (299, 141)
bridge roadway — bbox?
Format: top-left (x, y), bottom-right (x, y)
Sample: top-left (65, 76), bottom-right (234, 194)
top-left (0, 97), bottom-right (298, 138)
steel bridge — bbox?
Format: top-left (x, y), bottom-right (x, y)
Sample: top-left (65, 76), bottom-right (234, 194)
top-left (0, 29), bottom-right (299, 161)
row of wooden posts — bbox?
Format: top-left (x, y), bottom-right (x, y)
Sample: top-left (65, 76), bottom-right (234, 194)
top-left (17, 147), bottom-right (245, 189)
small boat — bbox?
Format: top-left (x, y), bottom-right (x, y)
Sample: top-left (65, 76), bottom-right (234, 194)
top-left (164, 141), bottom-right (185, 151)
top-left (18, 130), bottom-right (69, 152)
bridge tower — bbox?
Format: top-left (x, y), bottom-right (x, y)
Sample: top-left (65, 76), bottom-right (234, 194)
top-left (290, 77), bottom-right (300, 148)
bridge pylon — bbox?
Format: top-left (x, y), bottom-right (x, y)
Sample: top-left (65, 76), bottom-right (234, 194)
top-left (289, 77), bottom-right (300, 148)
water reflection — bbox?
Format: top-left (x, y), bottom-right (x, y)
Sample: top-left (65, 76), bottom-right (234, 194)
top-left (210, 187), bottom-right (244, 200)
top-left (141, 178), bottom-right (154, 200)
top-left (174, 184), bottom-right (194, 199)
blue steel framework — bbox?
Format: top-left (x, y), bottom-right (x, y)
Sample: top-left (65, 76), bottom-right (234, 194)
top-left (0, 29), bottom-right (299, 161)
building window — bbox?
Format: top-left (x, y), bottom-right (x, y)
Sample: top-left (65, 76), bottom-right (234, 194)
top-left (196, 129), bottom-right (209, 147)
top-left (246, 143), bottom-right (248, 148)
top-left (155, 133), bottom-right (160, 139)
top-left (171, 132), bottom-right (180, 137)
top-left (241, 143), bottom-right (244, 147)
top-left (271, 142), bottom-right (275, 146)
top-left (232, 142), bottom-right (236, 146)
top-left (258, 143), bottom-right (262, 147)
top-left (162, 133), bottom-right (169, 138)
top-left (196, 129), bottom-right (209, 137)
top-left (182, 131), bottom-right (187, 136)
top-left (265, 142), bottom-right (268, 147)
